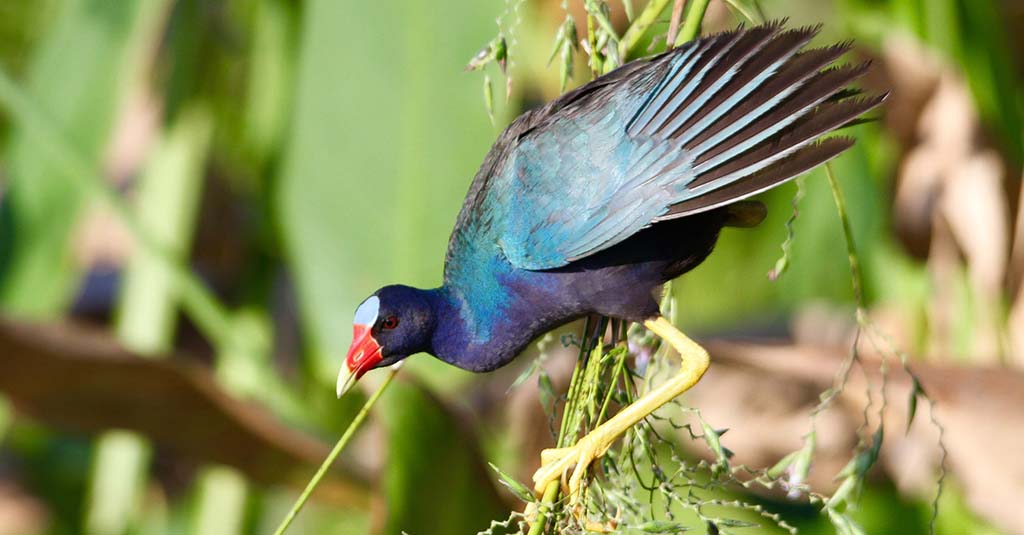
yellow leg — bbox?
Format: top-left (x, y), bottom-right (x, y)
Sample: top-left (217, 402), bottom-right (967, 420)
top-left (531, 316), bottom-right (710, 496)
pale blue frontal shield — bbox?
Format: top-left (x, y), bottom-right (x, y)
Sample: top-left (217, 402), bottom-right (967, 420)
top-left (353, 295), bottom-right (380, 326)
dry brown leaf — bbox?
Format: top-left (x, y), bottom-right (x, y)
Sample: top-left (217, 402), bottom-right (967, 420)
top-left (702, 339), bottom-right (1024, 534)
top-left (940, 150), bottom-right (1010, 361)
top-left (889, 55), bottom-right (1012, 363)
top-left (0, 316), bottom-right (368, 507)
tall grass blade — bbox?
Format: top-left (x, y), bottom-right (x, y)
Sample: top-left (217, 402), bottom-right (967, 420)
top-left (85, 107), bottom-right (213, 535)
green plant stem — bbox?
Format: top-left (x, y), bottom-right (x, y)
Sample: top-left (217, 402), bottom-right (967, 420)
top-left (528, 481), bottom-right (561, 535)
top-left (824, 163), bottom-right (864, 308)
top-left (595, 348), bottom-right (627, 425)
top-left (0, 67), bottom-right (233, 347)
top-left (675, 0), bottom-right (710, 46)
top-left (272, 364), bottom-right (401, 535)
top-left (529, 320), bottom-right (594, 533)
top-left (556, 318), bottom-right (592, 443)
top-left (618, 0), bottom-right (672, 59)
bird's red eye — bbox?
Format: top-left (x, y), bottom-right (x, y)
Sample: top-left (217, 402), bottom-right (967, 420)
top-left (382, 315), bottom-right (399, 330)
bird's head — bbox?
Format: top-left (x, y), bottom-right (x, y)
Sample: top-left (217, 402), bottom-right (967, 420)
top-left (336, 284), bottom-right (436, 397)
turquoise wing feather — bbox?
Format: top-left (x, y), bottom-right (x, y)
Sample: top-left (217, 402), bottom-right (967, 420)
top-left (445, 22), bottom-right (883, 275)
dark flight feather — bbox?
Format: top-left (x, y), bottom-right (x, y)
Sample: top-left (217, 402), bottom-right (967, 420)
top-left (444, 22), bottom-right (883, 273)
top-left (353, 22), bottom-right (888, 376)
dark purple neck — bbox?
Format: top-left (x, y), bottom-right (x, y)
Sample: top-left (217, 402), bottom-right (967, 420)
top-left (428, 284), bottom-right (550, 373)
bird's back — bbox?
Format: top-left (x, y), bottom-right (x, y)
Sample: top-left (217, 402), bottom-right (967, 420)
top-left (445, 22), bottom-right (881, 287)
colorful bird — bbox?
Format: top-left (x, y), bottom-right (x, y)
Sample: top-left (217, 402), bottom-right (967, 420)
top-left (337, 22), bottom-right (883, 496)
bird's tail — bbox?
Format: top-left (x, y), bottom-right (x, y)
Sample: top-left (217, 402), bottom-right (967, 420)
top-left (625, 21), bottom-right (885, 221)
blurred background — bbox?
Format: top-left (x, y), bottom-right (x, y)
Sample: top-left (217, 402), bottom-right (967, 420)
top-left (0, 0), bottom-right (1021, 533)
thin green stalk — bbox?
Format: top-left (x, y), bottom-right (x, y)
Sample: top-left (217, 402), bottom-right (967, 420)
top-left (272, 364), bottom-right (401, 535)
top-left (595, 348), bottom-right (627, 425)
top-left (527, 481), bottom-right (561, 535)
top-left (0, 67), bottom-right (233, 347)
top-left (824, 164), bottom-right (864, 308)
top-left (556, 318), bottom-right (593, 444)
top-left (823, 163), bottom-right (946, 533)
top-left (675, 0), bottom-right (710, 46)
top-left (530, 320), bottom-right (597, 533)
top-left (618, 0), bottom-right (673, 59)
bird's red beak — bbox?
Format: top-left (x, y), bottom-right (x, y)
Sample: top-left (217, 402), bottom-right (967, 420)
top-left (336, 324), bottom-right (383, 397)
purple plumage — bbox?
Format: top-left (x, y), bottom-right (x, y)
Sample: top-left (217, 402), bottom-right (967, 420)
top-left (336, 22), bottom-right (884, 395)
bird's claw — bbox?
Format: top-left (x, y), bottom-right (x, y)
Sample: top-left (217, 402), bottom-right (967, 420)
top-left (531, 434), bottom-right (605, 498)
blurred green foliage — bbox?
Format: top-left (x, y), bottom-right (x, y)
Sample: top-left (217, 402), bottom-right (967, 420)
top-left (0, 0), bottom-right (1018, 533)
top-left (0, 0), bottom-right (168, 317)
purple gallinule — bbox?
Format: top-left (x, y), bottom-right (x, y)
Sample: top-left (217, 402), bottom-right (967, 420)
top-left (337, 22), bottom-right (883, 496)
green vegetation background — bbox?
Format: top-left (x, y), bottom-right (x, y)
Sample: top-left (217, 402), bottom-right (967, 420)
top-left (0, 0), bottom-right (1018, 533)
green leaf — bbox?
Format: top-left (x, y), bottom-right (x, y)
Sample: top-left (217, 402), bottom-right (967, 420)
top-left (488, 462), bottom-right (536, 504)
top-left (701, 421), bottom-right (729, 473)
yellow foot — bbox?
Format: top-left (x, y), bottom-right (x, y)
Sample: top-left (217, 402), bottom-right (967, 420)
top-left (531, 432), bottom-right (611, 498)
top-left (529, 316), bottom-right (711, 525)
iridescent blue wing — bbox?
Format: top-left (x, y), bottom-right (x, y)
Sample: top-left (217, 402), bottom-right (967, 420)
top-left (447, 23), bottom-right (883, 273)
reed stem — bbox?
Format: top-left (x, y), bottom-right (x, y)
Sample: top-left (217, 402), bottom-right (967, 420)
top-left (675, 0), bottom-right (710, 46)
top-left (272, 364), bottom-right (401, 535)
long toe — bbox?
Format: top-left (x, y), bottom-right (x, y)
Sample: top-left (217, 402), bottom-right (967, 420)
top-left (532, 447), bottom-right (574, 492)
top-left (566, 437), bottom-right (599, 498)
top-left (539, 445), bottom-right (573, 465)
top-left (532, 435), bottom-right (606, 496)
